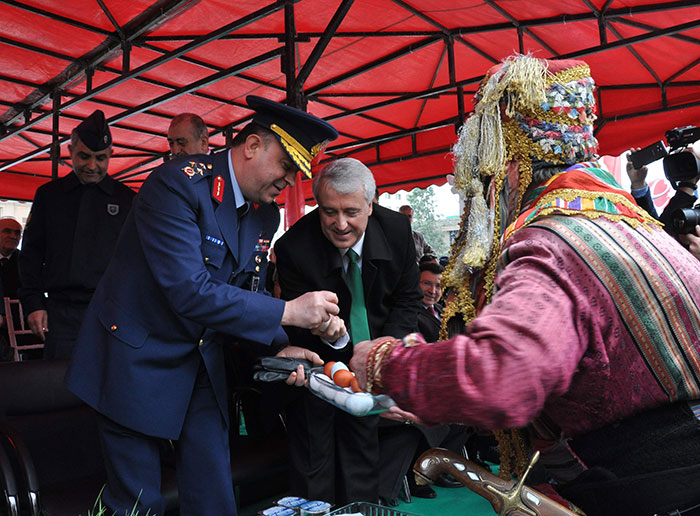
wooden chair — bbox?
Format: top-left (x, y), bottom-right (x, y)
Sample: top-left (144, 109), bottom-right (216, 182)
top-left (2, 298), bottom-right (43, 361)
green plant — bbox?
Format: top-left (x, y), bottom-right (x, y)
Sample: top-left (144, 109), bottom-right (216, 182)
top-left (85, 487), bottom-right (152, 516)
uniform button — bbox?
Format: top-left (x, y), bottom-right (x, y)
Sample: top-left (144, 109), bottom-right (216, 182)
top-left (110, 325), bottom-right (117, 332)
top-left (255, 255), bottom-right (262, 263)
top-left (255, 265), bottom-right (260, 272)
top-left (198, 339), bottom-right (204, 346)
top-left (204, 257), bottom-right (210, 263)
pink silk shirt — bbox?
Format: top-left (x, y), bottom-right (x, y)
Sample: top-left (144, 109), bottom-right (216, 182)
top-left (379, 218), bottom-right (700, 438)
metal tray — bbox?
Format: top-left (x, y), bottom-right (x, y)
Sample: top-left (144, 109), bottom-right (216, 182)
top-left (307, 371), bottom-right (395, 416)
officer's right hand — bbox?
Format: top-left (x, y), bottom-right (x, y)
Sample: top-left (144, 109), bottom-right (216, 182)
top-left (27, 310), bottom-right (48, 342)
top-left (281, 291), bottom-right (339, 329)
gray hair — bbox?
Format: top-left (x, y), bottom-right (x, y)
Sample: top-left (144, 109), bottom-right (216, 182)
top-left (170, 113), bottom-right (208, 139)
top-left (313, 158), bottom-right (376, 204)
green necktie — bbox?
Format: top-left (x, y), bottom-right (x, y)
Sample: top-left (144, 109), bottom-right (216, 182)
top-left (346, 249), bottom-right (371, 344)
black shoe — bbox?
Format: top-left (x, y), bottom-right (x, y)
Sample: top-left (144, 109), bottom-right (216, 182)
top-left (434, 473), bottom-right (464, 488)
top-left (410, 483), bottom-right (437, 499)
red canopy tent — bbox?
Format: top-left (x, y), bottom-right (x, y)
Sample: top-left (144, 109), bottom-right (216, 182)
top-left (1, 0), bottom-right (700, 213)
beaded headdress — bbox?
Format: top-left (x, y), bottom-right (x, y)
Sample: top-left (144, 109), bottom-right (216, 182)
top-left (441, 55), bottom-right (598, 332)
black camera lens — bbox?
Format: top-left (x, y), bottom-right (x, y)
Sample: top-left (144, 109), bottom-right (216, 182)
top-left (672, 208), bottom-right (700, 234)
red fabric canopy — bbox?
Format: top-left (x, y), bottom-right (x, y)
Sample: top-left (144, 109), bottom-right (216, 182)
top-left (2, 0), bottom-right (700, 205)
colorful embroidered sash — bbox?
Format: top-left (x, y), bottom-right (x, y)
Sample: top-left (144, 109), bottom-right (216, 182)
top-left (502, 161), bottom-right (660, 245)
top-left (529, 216), bottom-right (700, 401)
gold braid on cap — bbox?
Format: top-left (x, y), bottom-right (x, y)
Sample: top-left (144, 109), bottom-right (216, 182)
top-left (439, 55), bottom-right (598, 479)
top-left (270, 123), bottom-right (314, 176)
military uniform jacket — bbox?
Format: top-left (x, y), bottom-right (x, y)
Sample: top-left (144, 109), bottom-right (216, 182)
top-left (275, 204), bottom-right (423, 364)
top-left (65, 151), bottom-right (286, 439)
top-left (19, 172), bottom-right (135, 311)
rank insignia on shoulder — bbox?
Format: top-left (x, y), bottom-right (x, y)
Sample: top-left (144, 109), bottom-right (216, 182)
top-left (183, 166), bottom-right (196, 178)
top-left (212, 175), bottom-right (225, 203)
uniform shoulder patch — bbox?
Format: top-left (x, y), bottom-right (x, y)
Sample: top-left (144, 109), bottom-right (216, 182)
top-left (182, 161), bottom-right (208, 179)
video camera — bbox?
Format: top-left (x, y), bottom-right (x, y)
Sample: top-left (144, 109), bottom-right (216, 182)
top-left (629, 125), bottom-right (700, 182)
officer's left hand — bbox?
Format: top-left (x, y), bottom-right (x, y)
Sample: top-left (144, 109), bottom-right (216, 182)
top-left (276, 346), bottom-right (323, 386)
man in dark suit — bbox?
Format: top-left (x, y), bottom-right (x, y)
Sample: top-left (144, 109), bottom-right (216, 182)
top-left (0, 217), bottom-right (23, 360)
top-left (19, 110), bottom-right (135, 359)
top-left (416, 261), bottom-right (444, 343)
top-left (65, 96), bottom-right (341, 516)
top-left (275, 157), bottom-right (423, 505)
top-left (0, 218), bottom-right (21, 300)
top-left (167, 112), bottom-right (209, 158)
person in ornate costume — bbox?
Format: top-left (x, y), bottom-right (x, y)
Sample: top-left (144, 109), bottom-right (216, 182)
top-left (351, 55), bottom-right (700, 516)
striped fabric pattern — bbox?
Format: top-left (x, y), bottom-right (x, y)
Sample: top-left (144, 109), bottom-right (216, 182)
top-left (530, 216), bottom-right (700, 401)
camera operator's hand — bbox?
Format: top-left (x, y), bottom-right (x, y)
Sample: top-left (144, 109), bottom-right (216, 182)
top-left (679, 226), bottom-right (700, 261)
top-left (626, 148), bottom-right (649, 190)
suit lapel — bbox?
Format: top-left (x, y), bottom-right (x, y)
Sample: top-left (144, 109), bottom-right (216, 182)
top-left (360, 215), bottom-right (391, 295)
top-left (212, 151), bottom-right (239, 260)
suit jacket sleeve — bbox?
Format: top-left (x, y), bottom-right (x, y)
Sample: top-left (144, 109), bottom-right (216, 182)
top-left (274, 239), bottom-right (323, 350)
top-left (133, 166), bottom-right (285, 345)
top-left (631, 186), bottom-right (659, 220)
top-left (18, 187), bottom-right (48, 314)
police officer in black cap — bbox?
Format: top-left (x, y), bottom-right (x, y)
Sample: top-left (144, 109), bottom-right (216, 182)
top-left (65, 97), bottom-right (340, 516)
top-left (19, 109), bottom-right (135, 359)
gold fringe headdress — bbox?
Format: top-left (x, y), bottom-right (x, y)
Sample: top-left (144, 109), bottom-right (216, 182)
top-left (441, 55), bottom-right (598, 480)
top-left (442, 55), bottom-right (598, 333)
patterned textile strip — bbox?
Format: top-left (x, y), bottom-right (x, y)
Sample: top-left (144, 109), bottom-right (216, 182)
top-left (690, 400), bottom-right (700, 421)
top-left (529, 216), bottom-right (700, 401)
top-left (504, 162), bottom-right (659, 245)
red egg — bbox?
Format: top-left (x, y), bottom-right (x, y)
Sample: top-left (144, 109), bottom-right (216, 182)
top-left (333, 369), bottom-right (354, 388)
top-left (323, 361), bottom-right (336, 378)
top-left (349, 376), bottom-right (362, 393)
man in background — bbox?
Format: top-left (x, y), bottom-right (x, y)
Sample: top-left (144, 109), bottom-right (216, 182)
top-left (416, 261), bottom-right (444, 343)
top-left (0, 217), bottom-right (22, 360)
top-left (0, 218), bottom-right (22, 301)
top-left (399, 204), bottom-right (436, 263)
top-left (275, 157), bottom-right (423, 506)
top-left (19, 110), bottom-right (135, 359)
top-left (167, 113), bottom-right (209, 158)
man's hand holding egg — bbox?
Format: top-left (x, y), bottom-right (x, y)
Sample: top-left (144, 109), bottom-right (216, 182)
top-left (310, 314), bottom-right (347, 342)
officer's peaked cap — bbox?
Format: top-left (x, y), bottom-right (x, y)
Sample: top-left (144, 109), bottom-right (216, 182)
top-left (247, 96), bottom-right (338, 179)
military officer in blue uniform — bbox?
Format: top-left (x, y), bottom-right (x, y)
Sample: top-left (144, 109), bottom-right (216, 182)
top-left (19, 110), bottom-right (135, 359)
top-left (65, 96), bottom-right (340, 516)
